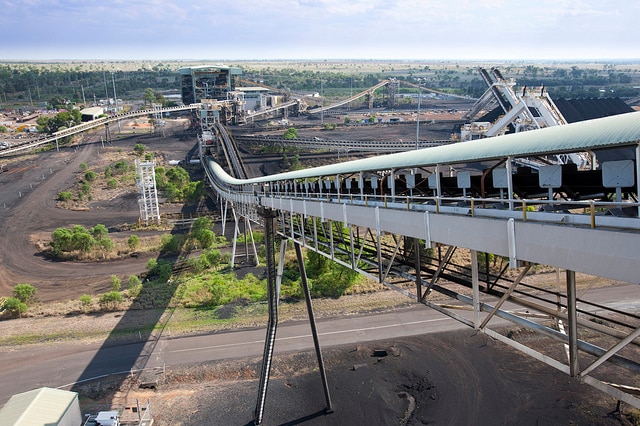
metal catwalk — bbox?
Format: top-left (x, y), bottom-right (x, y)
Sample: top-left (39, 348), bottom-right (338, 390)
top-left (203, 112), bottom-right (640, 423)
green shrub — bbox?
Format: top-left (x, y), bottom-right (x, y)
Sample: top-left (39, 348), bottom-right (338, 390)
top-left (99, 291), bottom-right (123, 311)
top-left (195, 229), bottom-right (215, 249)
top-left (57, 191), bottom-right (73, 201)
top-left (113, 160), bottom-right (129, 175)
top-left (13, 283), bottom-right (36, 304)
top-left (128, 275), bottom-right (142, 288)
top-left (146, 259), bottom-right (173, 282)
top-left (127, 275), bottom-right (142, 298)
top-left (3, 297), bottom-right (27, 317)
top-left (79, 162), bottom-right (88, 171)
top-left (79, 294), bottom-right (92, 312)
top-left (106, 178), bottom-right (118, 189)
top-left (128, 234), bottom-right (140, 250)
top-left (81, 182), bottom-right (91, 194)
top-left (110, 275), bottom-right (122, 291)
top-left (283, 127), bottom-right (298, 139)
top-left (91, 224), bottom-right (109, 240)
top-left (133, 143), bottom-right (147, 156)
top-left (84, 170), bottom-right (97, 182)
top-left (161, 234), bottom-right (179, 254)
top-left (97, 238), bottom-right (114, 251)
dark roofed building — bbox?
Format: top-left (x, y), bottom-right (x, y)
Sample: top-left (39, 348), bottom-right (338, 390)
top-left (553, 97), bottom-right (633, 123)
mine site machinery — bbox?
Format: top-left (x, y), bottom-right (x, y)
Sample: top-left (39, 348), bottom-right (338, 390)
top-left (202, 111), bottom-right (640, 424)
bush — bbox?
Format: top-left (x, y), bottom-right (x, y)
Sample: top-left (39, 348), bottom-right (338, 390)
top-left (195, 228), bottom-right (215, 249)
top-left (128, 234), bottom-right (140, 250)
top-left (71, 226), bottom-right (94, 252)
top-left (147, 258), bottom-right (173, 282)
top-left (160, 234), bottom-right (179, 254)
top-left (91, 224), bottom-right (109, 240)
top-left (99, 291), bottom-right (123, 311)
top-left (79, 162), bottom-right (88, 171)
top-left (79, 294), bottom-right (92, 312)
top-left (97, 238), bottom-right (114, 251)
top-left (110, 275), bottom-right (122, 291)
top-left (283, 127), bottom-right (298, 139)
top-left (106, 178), bottom-right (118, 189)
top-left (3, 297), bottom-right (27, 317)
top-left (81, 182), bottom-right (91, 194)
top-left (13, 283), bottom-right (36, 304)
top-left (127, 275), bottom-right (142, 298)
top-left (133, 143), bottom-right (147, 156)
top-left (128, 275), bottom-right (142, 288)
top-left (57, 191), bottom-right (73, 202)
top-left (113, 160), bottom-right (129, 175)
top-left (84, 171), bottom-right (97, 182)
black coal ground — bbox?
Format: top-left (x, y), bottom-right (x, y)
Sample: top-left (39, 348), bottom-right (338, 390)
top-left (152, 329), bottom-right (625, 426)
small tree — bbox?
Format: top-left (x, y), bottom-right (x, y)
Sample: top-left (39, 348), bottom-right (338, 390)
top-left (283, 127), bottom-right (298, 139)
top-left (99, 291), bottom-right (123, 311)
top-left (127, 275), bottom-right (142, 298)
top-left (57, 191), bottom-right (73, 202)
top-left (13, 283), bottom-right (36, 304)
top-left (128, 234), bottom-right (140, 250)
top-left (84, 170), bottom-right (97, 182)
top-left (133, 143), bottom-right (147, 156)
top-left (160, 234), bottom-right (179, 254)
top-left (196, 228), bottom-right (215, 249)
top-left (91, 224), bottom-right (109, 240)
top-left (106, 178), bottom-right (118, 189)
top-left (97, 238), bottom-right (114, 251)
top-left (143, 88), bottom-right (156, 106)
top-left (3, 297), bottom-right (27, 318)
top-left (110, 274), bottom-right (122, 291)
top-left (79, 294), bottom-right (92, 313)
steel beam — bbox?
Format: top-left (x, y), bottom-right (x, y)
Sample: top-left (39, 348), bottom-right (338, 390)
top-left (294, 242), bottom-right (333, 413)
top-left (254, 207), bottom-right (279, 425)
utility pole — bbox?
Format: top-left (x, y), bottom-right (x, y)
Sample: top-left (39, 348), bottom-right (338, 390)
top-left (416, 87), bottom-right (421, 150)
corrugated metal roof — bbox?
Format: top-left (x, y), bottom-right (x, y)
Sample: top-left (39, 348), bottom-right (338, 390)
top-left (226, 110), bottom-right (640, 184)
top-left (0, 387), bottom-right (78, 426)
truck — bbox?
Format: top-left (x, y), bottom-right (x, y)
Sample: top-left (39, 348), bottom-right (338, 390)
top-left (84, 410), bottom-right (120, 426)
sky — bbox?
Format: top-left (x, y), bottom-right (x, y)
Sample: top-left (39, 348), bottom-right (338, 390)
top-left (0, 0), bottom-right (638, 61)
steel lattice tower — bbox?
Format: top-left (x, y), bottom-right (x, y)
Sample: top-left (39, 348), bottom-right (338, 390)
top-left (136, 159), bottom-right (160, 225)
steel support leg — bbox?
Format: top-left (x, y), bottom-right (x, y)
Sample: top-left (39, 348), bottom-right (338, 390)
top-left (566, 269), bottom-right (579, 376)
top-left (414, 238), bottom-right (422, 302)
top-left (471, 249), bottom-right (480, 328)
top-left (294, 242), bottom-right (333, 413)
top-left (254, 207), bottom-right (278, 425)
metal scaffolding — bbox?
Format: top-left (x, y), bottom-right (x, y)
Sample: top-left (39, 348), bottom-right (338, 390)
top-left (136, 159), bottom-right (160, 225)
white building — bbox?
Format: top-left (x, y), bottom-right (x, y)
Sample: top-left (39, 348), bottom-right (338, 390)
top-left (0, 387), bottom-right (82, 426)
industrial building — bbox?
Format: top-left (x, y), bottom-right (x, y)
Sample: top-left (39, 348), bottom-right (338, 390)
top-left (0, 387), bottom-right (82, 426)
top-left (179, 65), bottom-right (242, 104)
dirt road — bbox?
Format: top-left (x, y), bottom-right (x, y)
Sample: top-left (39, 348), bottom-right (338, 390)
top-left (0, 127), bottom-right (193, 302)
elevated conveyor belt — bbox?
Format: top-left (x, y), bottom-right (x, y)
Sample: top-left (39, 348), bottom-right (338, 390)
top-left (205, 112), bottom-right (640, 412)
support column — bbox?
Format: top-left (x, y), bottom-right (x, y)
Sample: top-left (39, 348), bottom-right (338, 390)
top-left (566, 270), bottom-right (579, 376)
top-left (471, 249), bottom-right (480, 328)
top-left (254, 207), bottom-right (279, 425)
top-left (294, 242), bottom-right (333, 413)
top-left (414, 238), bottom-right (422, 302)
